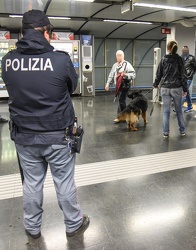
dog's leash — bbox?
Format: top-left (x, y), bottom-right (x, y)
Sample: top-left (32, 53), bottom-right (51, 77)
top-left (144, 88), bottom-right (153, 97)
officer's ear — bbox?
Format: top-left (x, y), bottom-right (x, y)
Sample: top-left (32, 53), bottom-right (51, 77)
top-left (44, 30), bottom-right (50, 43)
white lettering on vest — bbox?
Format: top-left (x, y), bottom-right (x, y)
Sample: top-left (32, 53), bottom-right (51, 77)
top-left (44, 58), bottom-right (54, 71)
top-left (12, 59), bottom-right (20, 71)
top-left (21, 58), bottom-right (28, 71)
top-left (32, 58), bottom-right (40, 71)
top-left (5, 59), bottom-right (11, 71)
top-left (5, 58), bottom-right (54, 72)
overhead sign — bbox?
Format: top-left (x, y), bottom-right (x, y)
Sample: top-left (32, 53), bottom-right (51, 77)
top-left (161, 28), bottom-right (171, 34)
top-left (0, 31), bottom-right (10, 39)
top-left (81, 35), bottom-right (93, 46)
top-left (52, 32), bottom-right (74, 40)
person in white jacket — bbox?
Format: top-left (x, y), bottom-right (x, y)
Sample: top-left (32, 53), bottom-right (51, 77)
top-left (105, 50), bottom-right (136, 123)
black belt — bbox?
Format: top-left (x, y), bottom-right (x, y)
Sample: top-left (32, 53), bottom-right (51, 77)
top-left (17, 126), bottom-right (73, 135)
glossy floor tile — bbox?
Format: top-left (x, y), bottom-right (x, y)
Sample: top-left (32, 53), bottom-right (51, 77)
top-left (0, 94), bottom-right (196, 249)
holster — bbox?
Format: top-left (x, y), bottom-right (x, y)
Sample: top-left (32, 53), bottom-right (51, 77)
top-left (9, 120), bottom-right (17, 141)
top-left (71, 127), bottom-right (84, 154)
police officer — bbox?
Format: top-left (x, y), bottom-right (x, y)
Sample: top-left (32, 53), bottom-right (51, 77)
top-left (2, 10), bottom-right (89, 239)
top-left (181, 45), bottom-right (196, 112)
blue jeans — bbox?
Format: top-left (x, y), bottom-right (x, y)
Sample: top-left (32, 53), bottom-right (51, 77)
top-left (161, 88), bottom-right (185, 134)
top-left (16, 143), bottom-right (83, 235)
top-left (182, 79), bottom-right (192, 108)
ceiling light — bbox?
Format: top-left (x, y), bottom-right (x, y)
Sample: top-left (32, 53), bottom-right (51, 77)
top-left (134, 3), bottom-right (196, 13)
top-left (9, 15), bottom-right (23, 18)
top-left (48, 16), bottom-right (71, 20)
top-left (103, 19), bottom-right (153, 25)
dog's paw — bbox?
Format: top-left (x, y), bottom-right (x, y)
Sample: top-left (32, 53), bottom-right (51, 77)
top-left (144, 120), bottom-right (148, 124)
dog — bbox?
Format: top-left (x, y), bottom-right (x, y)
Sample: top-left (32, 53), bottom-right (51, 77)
top-left (117, 90), bottom-right (148, 131)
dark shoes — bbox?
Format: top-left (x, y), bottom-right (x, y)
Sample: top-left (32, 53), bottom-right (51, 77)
top-left (163, 133), bottom-right (169, 138)
top-left (66, 214), bottom-right (90, 237)
top-left (0, 117), bottom-right (8, 123)
top-left (25, 230), bottom-right (41, 239)
top-left (25, 214), bottom-right (90, 239)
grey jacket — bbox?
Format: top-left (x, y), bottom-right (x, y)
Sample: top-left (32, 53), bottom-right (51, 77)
top-left (106, 60), bottom-right (136, 87)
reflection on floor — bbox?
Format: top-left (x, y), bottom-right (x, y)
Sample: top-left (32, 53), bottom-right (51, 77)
top-left (0, 95), bottom-right (196, 250)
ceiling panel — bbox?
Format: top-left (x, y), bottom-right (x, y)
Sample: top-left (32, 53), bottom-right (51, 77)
top-left (134, 0), bottom-right (196, 6)
top-left (94, 3), bottom-right (196, 23)
top-left (50, 19), bottom-right (85, 32)
top-left (0, 17), bottom-right (22, 29)
top-left (137, 9), bottom-right (196, 23)
top-left (108, 23), bottom-right (164, 39)
top-left (79, 21), bottom-right (124, 37)
top-left (0, 0), bottom-right (47, 14)
top-left (47, 1), bottom-right (109, 17)
top-left (94, 4), bottom-right (159, 21)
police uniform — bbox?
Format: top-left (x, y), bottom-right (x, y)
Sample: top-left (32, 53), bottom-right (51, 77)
top-left (2, 10), bottom-right (89, 238)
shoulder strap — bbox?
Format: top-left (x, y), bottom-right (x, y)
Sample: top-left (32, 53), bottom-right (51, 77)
top-left (123, 61), bottom-right (127, 71)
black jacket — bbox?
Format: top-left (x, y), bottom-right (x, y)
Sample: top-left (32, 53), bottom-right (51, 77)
top-left (2, 29), bottom-right (77, 145)
top-left (182, 54), bottom-right (196, 80)
top-left (153, 53), bottom-right (187, 92)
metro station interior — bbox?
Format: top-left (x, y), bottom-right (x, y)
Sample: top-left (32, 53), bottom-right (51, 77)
top-left (0, 0), bottom-right (196, 249)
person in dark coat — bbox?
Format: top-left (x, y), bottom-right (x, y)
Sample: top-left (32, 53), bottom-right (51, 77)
top-left (153, 41), bottom-right (187, 138)
top-left (181, 45), bottom-right (196, 112)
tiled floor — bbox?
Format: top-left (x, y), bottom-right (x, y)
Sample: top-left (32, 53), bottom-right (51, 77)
top-left (0, 94), bottom-right (196, 250)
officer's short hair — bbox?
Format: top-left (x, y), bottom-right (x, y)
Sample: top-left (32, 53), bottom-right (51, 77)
top-left (183, 45), bottom-right (189, 50)
top-left (22, 24), bottom-right (53, 38)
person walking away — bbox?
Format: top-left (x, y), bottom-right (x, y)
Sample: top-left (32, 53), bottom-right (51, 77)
top-left (181, 45), bottom-right (196, 112)
top-left (2, 10), bottom-right (89, 239)
top-left (153, 41), bottom-right (187, 138)
top-left (105, 50), bottom-right (136, 123)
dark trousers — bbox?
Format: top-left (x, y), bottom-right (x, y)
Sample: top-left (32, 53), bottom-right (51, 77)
top-left (117, 91), bottom-right (128, 113)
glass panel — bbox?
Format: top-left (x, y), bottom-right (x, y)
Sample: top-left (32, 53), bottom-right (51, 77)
top-left (94, 38), bottom-right (105, 67)
top-left (134, 67), bottom-right (153, 87)
top-left (95, 67), bottom-right (105, 90)
top-left (106, 39), bottom-right (133, 67)
top-left (134, 40), bottom-right (159, 66)
top-left (160, 40), bottom-right (166, 57)
top-left (106, 67), bottom-right (112, 79)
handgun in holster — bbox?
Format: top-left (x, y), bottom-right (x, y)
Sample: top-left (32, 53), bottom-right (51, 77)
top-left (71, 117), bottom-right (84, 154)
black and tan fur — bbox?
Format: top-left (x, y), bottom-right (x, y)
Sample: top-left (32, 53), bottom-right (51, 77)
top-left (118, 90), bottom-right (148, 131)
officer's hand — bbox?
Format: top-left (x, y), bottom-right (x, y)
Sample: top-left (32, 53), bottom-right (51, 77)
top-left (105, 86), bottom-right (109, 91)
top-left (182, 92), bottom-right (187, 98)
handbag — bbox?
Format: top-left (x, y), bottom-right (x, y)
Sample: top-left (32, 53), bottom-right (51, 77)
top-left (116, 62), bottom-right (131, 93)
